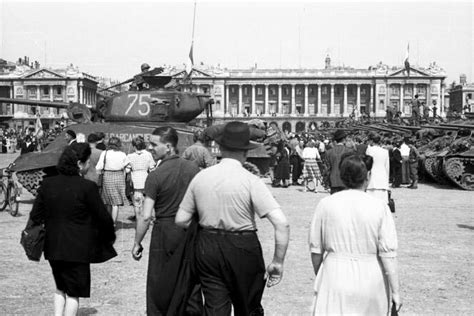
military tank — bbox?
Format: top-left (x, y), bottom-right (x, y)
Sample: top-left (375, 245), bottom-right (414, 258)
top-left (416, 121), bottom-right (474, 190)
top-left (0, 74), bottom-right (214, 195)
top-left (440, 123), bottom-right (474, 190)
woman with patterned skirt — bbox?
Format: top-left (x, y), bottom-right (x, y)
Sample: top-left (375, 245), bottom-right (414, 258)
top-left (96, 136), bottom-right (130, 224)
top-left (302, 139), bottom-right (322, 192)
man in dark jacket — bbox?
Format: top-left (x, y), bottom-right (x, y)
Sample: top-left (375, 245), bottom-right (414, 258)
top-left (391, 140), bottom-right (403, 188)
top-left (325, 129), bottom-right (354, 194)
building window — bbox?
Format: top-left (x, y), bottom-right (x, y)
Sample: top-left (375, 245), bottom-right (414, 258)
top-left (55, 87), bottom-right (62, 95)
top-left (43, 87), bottom-right (50, 95)
top-left (231, 87), bottom-right (236, 94)
top-left (202, 87), bottom-right (208, 94)
top-left (257, 87), bottom-right (263, 95)
top-left (244, 87), bottom-right (249, 95)
top-left (322, 86), bottom-right (328, 95)
top-left (335, 87), bottom-right (341, 96)
top-left (390, 85), bottom-right (400, 97)
top-left (309, 87), bottom-right (314, 95)
top-left (296, 87), bottom-right (303, 95)
top-left (417, 84), bottom-right (426, 96)
top-left (270, 87), bottom-right (276, 96)
top-left (284, 87), bottom-right (289, 96)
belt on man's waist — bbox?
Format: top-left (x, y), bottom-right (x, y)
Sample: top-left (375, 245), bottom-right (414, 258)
top-left (200, 227), bottom-right (257, 236)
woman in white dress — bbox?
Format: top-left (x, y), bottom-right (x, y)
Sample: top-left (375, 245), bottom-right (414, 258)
top-left (309, 153), bottom-right (401, 315)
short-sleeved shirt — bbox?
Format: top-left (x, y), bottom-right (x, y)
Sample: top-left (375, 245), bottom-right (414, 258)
top-left (127, 150), bottom-right (155, 189)
top-left (144, 155), bottom-right (200, 219)
top-left (179, 158), bottom-right (281, 231)
top-left (309, 189), bottom-right (397, 258)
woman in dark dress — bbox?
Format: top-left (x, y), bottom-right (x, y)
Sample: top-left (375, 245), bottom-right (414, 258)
top-left (29, 143), bottom-right (116, 315)
top-left (273, 141), bottom-right (290, 187)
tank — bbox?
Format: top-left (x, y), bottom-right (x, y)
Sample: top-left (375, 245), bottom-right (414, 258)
top-left (0, 74), bottom-right (213, 195)
top-left (441, 125), bottom-right (474, 190)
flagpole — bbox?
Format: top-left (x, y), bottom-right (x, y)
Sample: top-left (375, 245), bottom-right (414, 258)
top-left (191, 0), bottom-right (197, 46)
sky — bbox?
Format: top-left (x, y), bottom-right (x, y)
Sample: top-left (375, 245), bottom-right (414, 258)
top-left (0, 0), bottom-right (472, 82)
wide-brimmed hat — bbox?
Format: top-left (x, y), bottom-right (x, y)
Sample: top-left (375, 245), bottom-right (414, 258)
top-left (333, 129), bottom-right (347, 142)
top-left (215, 121), bottom-right (260, 151)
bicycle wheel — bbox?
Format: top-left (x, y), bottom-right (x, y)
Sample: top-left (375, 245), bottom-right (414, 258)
top-left (0, 182), bottom-right (7, 211)
top-left (7, 183), bottom-right (19, 216)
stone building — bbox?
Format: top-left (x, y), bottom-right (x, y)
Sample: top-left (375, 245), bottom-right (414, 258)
top-left (448, 74), bottom-right (474, 114)
top-left (169, 57), bottom-right (447, 133)
top-left (0, 58), bottom-right (98, 128)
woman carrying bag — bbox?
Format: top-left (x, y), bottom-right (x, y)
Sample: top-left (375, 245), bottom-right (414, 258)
top-left (29, 143), bottom-right (116, 316)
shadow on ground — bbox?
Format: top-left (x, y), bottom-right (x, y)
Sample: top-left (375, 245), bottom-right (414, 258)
top-left (457, 224), bottom-right (474, 231)
top-left (78, 307), bottom-right (98, 315)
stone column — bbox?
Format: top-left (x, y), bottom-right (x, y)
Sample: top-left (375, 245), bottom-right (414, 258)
top-left (370, 84), bottom-right (375, 114)
top-left (330, 83), bottom-right (335, 116)
top-left (238, 84), bottom-right (243, 115)
top-left (225, 85), bottom-right (229, 115)
top-left (317, 84), bottom-right (322, 115)
top-left (400, 84), bottom-right (404, 113)
top-left (79, 83), bottom-right (83, 104)
top-left (356, 84), bottom-right (361, 110)
top-left (437, 83), bottom-right (441, 115)
top-left (278, 84), bottom-right (282, 115)
top-left (343, 84), bottom-right (348, 115)
top-left (264, 84), bottom-right (269, 116)
top-left (291, 84), bottom-right (296, 115)
top-left (427, 82), bottom-right (432, 106)
top-left (440, 84), bottom-right (445, 115)
top-left (304, 84), bottom-right (309, 116)
top-left (251, 84), bottom-right (256, 116)
top-left (36, 86), bottom-right (40, 115)
top-left (49, 86), bottom-right (54, 115)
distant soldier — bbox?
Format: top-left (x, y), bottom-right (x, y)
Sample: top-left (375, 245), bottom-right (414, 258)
top-left (432, 100), bottom-right (438, 118)
top-left (130, 63), bottom-right (163, 91)
top-left (407, 138), bottom-right (420, 189)
top-left (411, 95), bottom-right (421, 126)
top-left (422, 102), bottom-right (430, 120)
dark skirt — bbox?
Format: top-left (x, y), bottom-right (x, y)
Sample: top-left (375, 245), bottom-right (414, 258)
top-left (49, 260), bottom-right (91, 298)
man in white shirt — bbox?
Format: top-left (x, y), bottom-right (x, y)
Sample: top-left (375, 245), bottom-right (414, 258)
top-left (366, 132), bottom-right (390, 202)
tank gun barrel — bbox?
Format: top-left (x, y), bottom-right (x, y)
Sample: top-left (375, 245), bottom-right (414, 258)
top-left (420, 125), bottom-right (467, 131)
top-left (0, 97), bottom-right (69, 109)
top-left (440, 123), bottom-right (474, 130)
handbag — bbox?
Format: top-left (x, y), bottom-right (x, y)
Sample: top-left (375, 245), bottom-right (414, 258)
top-left (20, 219), bottom-right (45, 262)
top-left (388, 190), bottom-right (396, 213)
top-left (98, 150), bottom-right (107, 189)
top-left (125, 172), bottom-right (134, 204)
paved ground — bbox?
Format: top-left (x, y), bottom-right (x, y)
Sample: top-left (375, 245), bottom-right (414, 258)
top-left (0, 153), bottom-right (473, 315)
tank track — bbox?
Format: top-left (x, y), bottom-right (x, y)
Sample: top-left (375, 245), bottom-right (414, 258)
top-left (423, 157), bottom-right (450, 185)
top-left (443, 157), bottom-right (474, 191)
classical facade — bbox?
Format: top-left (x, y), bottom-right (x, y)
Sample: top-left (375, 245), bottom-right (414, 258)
top-left (0, 59), bottom-right (98, 128)
top-left (448, 74), bottom-right (473, 114)
top-left (169, 58), bottom-right (447, 132)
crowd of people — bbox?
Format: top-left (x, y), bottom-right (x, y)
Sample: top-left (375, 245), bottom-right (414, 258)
top-left (268, 127), bottom-right (421, 197)
top-left (0, 121), bottom-right (67, 155)
top-left (24, 121), bottom-right (404, 316)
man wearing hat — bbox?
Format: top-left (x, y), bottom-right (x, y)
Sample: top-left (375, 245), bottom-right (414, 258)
top-left (325, 129), bottom-right (354, 194)
top-left (176, 121), bottom-right (290, 315)
top-left (65, 129), bottom-right (77, 145)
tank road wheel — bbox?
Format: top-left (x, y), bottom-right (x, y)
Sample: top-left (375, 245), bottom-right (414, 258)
top-left (443, 158), bottom-right (474, 190)
top-left (460, 174), bottom-right (474, 191)
top-left (16, 169), bottom-right (47, 196)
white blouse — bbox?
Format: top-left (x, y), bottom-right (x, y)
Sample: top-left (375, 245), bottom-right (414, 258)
top-left (96, 150), bottom-right (130, 171)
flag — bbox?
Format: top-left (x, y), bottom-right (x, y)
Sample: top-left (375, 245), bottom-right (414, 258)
top-left (186, 43), bottom-right (194, 75)
top-left (35, 115), bottom-right (44, 139)
top-left (404, 43), bottom-right (410, 76)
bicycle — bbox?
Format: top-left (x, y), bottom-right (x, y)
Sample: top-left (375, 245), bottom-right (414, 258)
top-left (0, 163), bottom-right (21, 216)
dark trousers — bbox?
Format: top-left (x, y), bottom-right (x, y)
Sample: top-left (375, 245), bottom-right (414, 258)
top-left (409, 162), bottom-right (418, 182)
top-left (392, 164), bottom-right (402, 187)
top-left (289, 155), bottom-right (303, 183)
top-left (196, 229), bottom-right (266, 316)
